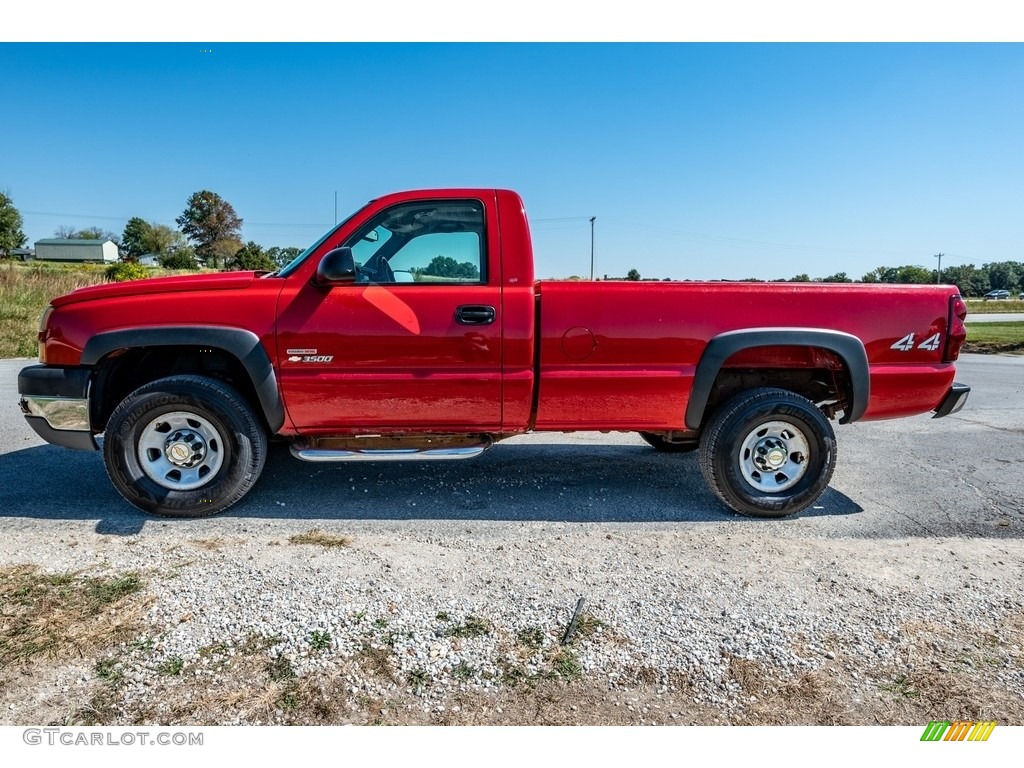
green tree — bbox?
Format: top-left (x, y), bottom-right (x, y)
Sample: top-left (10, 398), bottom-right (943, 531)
top-left (821, 272), bottom-right (853, 283)
top-left (862, 265), bottom-right (932, 284)
top-left (175, 190), bottom-right (244, 269)
top-left (985, 261), bottom-right (1020, 293)
top-left (893, 265), bottom-right (933, 284)
top-left (230, 241), bottom-right (277, 271)
top-left (420, 255), bottom-right (480, 280)
top-left (0, 191), bottom-right (27, 258)
top-left (626, 268), bottom-right (641, 281)
top-left (145, 224), bottom-right (188, 256)
top-left (266, 246), bottom-right (303, 268)
top-left (789, 273), bottom-right (812, 282)
top-left (159, 247), bottom-right (199, 270)
top-left (862, 266), bottom-right (895, 283)
top-left (121, 217), bottom-right (152, 262)
top-left (941, 264), bottom-right (989, 297)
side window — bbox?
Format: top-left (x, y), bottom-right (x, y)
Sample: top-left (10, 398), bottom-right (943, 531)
top-left (349, 224), bottom-right (391, 268)
top-left (342, 200), bottom-right (485, 285)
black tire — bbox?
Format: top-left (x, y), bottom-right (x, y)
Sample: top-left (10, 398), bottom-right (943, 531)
top-left (103, 375), bottom-right (268, 518)
top-left (639, 431), bottom-right (699, 453)
top-left (698, 388), bottom-right (836, 518)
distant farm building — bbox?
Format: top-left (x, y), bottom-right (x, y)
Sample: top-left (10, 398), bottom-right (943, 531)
top-left (34, 239), bottom-right (119, 263)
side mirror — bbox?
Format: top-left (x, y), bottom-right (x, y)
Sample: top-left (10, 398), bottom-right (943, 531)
top-left (314, 247), bottom-right (357, 285)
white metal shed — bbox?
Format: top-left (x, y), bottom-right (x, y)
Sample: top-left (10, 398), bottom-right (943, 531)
top-left (34, 239), bottom-right (119, 263)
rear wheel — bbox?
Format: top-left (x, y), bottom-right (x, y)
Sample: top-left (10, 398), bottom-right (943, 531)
top-left (698, 388), bottom-right (835, 518)
top-left (639, 431), bottom-right (699, 453)
top-left (103, 375), bottom-right (267, 517)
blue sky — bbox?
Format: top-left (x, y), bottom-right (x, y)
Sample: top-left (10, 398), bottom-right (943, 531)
top-left (2, 43), bottom-right (1022, 280)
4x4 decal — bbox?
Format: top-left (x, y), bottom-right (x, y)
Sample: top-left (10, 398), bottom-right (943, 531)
top-left (891, 332), bottom-right (942, 352)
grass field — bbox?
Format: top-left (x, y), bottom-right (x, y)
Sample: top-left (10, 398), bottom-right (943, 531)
top-left (963, 321), bottom-right (1024, 354)
top-left (964, 298), bottom-right (1024, 314)
top-left (0, 262), bottom-right (109, 358)
top-left (0, 261), bottom-right (203, 358)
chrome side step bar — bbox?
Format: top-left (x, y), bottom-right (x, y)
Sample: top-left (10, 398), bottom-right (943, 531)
top-left (290, 442), bottom-right (491, 463)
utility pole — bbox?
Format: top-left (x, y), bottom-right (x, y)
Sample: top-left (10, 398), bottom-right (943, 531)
top-left (935, 252), bottom-right (944, 284)
top-left (589, 217), bottom-right (596, 280)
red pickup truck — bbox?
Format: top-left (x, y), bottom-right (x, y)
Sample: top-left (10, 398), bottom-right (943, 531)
top-left (18, 188), bottom-right (970, 519)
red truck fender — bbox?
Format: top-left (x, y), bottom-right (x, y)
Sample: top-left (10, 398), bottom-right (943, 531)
top-left (684, 328), bottom-right (870, 430)
top-left (81, 326), bottom-right (286, 432)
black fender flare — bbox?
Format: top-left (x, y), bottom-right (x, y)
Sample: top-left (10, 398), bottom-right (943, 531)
top-left (81, 326), bottom-right (285, 432)
top-left (684, 328), bottom-right (870, 430)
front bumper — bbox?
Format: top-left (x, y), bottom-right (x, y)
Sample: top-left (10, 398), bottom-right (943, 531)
top-left (932, 382), bottom-right (970, 419)
top-left (18, 365), bottom-right (98, 451)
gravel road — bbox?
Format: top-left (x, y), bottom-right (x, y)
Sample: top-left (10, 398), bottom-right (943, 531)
top-left (1, 355), bottom-right (1021, 725)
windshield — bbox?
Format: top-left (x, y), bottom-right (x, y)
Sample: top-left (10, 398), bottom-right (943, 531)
top-left (274, 204), bottom-right (369, 278)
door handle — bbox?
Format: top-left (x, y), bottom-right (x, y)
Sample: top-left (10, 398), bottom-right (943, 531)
top-left (455, 305), bottom-right (496, 325)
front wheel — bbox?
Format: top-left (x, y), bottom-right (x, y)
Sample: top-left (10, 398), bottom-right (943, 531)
top-left (103, 375), bottom-right (268, 518)
top-left (698, 388), bottom-right (836, 518)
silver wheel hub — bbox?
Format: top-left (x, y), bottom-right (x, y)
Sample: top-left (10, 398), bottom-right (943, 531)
top-left (137, 411), bottom-right (225, 491)
top-left (165, 430), bottom-right (206, 467)
top-left (738, 420), bottom-right (810, 493)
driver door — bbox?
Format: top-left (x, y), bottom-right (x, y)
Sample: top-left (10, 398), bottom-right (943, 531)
top-left (275, 198), bottom-right (502, 434)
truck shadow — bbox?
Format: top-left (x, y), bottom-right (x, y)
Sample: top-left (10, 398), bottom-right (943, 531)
top-left (0, 442), bottom-right (865, 536)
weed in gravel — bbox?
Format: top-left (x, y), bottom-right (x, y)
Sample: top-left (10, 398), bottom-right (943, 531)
top-left (239, 633), bottom-right (284, 655)
top-left (288, 529), bottom-right (352, 548)
top-left (573, 612), bottom-right (604, 640)
top-left (95, 658), bottom-right (123, 683)
top-left (516, 626), bottom-right (546, 650)
top-left (435, 611), bottom-right (451, 622)
top-left (407, 668), bottom-right (431, 693)
top-left (549, 649), bottom-right (583, 681)
top-left (500, 663), bottom-right (528, 686)
top-left (267, 654), bottom-right (297, 683)
top-left (880, 674), bottom-right (919, 699)
top-left (310, 631), bottom-right (332, 651)
top-left (197, 642), bottom-right (230, 657)
top-left (159, 656), bottom-right (185, 677)
top-left (453, 661), bottom-right (476, 681)
top-left (444, 615), bottom-right (491, 639)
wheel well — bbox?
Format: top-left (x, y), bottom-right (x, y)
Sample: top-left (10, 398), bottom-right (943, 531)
top-left (90, 346), bottom-right (266, 432)
top-left (702, 347), bottom-right (853, 427)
